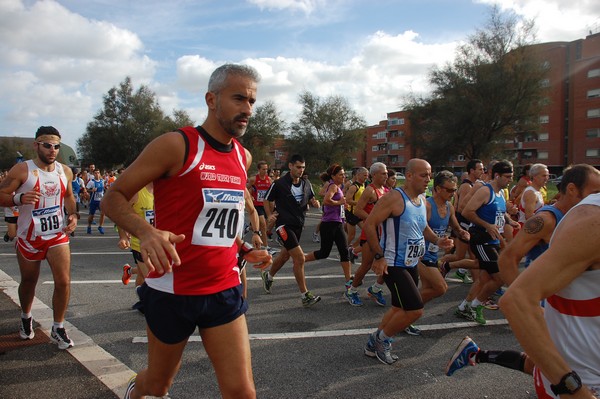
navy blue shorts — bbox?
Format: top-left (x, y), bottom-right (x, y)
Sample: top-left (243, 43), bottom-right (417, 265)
top-left (89, 200), bottom-right (101, 215)
top-left (143, 284), bottom-right (248, 344)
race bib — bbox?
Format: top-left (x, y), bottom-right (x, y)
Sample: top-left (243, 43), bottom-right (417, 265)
top-left (192, 189), bottom-right (244, 247)
top-left (145, 210), bottom-right (155, 226)
top-left (257, 189), bottom-right (267, 202)
top-left (32, 205), bottom-right (63, 236)
top-left (427, 228), bottom-right (446, 253)
top-left (405, 237), bottom-right (425, 267)
top-left (495, 211), bottom-right (505, 233)
top-left (93, 191), bottom-right (103, 201)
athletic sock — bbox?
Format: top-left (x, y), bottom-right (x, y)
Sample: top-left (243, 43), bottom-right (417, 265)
top-left (53, 321), bottom-right (64, 329)
top-left (472, 298), bottom-right (483, 308)
top-left (21, 312), bottom-right (32, 319)
top-left (476, 350), bottom-right (527, 372)
top-left (372, 283), bottom-right (384, 292)
top-left (378, 330), bottom-right (391, 341)
top-left (458, 300), bottom-right (471, 311)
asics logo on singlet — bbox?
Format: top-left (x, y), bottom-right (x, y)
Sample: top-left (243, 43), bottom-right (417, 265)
top-left (205, 189), bottom-right (244, 203)
top-left (198, 163), bottom-right (216, 170)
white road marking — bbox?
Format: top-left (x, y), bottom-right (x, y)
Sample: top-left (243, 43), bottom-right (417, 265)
top-left (132, 319), bottom-right (509, 343)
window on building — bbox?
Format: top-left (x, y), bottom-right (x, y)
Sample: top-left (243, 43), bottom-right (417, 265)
top-left (457, 155), bottom-right (465, 161)
top-left (586, 128), bottom-right (600, 138)
top-left (538, 132), bottom-right (549, 141)
top-left (372, 145), bottom-right (379, 152)
top-left (540, 79), bottom-right (550, 88)
top-left (538, 151), bottom-right (548, 160)
top-left (586, 149), bottom-right (600, 157)
top-left (587, 89), bottom-right (600, 99)
top-left (588, 69), bottom-right (600, 78)
top-left (539, 115), bottom-right (549, 124)
top-left (588, 109), bottom-right (600, 118)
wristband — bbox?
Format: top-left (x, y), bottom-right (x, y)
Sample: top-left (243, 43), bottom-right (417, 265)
top-left (237, 241), bottom-right (254, 274)
top-left (13, 193), bottom-right (23, 206)
top-left (239, 241), bottom-right (254, 256)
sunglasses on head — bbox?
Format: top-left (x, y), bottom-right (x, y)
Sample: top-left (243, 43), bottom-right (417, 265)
top-left (37, 142), bottom-right (60, 150)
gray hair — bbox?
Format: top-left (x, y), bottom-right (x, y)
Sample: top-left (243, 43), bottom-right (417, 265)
top-left (370, 162), bottom-right (387, 176)
top-left (208, 64), bottom-right (261, 93)
top-left (529, 163), bottom-right (548, 178)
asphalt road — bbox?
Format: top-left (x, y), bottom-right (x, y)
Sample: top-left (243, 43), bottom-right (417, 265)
top-left (0, 211), bottom-right (537, 399)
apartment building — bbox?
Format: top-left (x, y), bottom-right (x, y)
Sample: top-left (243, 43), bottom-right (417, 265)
top-left (359, 32), bottom-right (600, 174)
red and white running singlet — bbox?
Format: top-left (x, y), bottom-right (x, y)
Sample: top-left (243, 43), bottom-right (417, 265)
top-left (534, 192), bottom-right (600, 398)
top-left (147, 126), bottom-right (248, 295)
top-left (16, 160), bottom-right (67, 241)
top-left (252, 174), bottom-right (271, 207)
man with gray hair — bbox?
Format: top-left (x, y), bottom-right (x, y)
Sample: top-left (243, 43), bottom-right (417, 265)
top-left (518, 163), bottom-right (549, 224)
top-left (103, 64), bottom-right (270, 399)
top-left (344, 162), bottom-right (389, 307)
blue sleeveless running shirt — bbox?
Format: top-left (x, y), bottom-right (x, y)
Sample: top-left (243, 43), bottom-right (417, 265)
top-left (423, 196), bottom-right (450, 263)
top-left (380, 188), bottom-right (427, 268)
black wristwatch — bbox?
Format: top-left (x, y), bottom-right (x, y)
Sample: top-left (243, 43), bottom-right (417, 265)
top-left (374, 253), bottom-right (384, 260)
top-left (253, 230), bottom-right (262, 237)
top-left (550, 371), bottom-right (582, 395)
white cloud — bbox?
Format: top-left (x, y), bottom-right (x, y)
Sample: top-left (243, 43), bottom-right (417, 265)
top-left (247, 0), bottom-right (327, 14)
top-left (174, 31), bottom-right (458, 128)
top-left (476, 0), bottom-right (600, 41)
top-left (0, 0), bottom-right (156, 147)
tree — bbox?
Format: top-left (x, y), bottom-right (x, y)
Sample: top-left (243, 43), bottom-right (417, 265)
top-left (238, 101), bottom-right (285, 169)
top-left (407, 6), bottom-right (548, 165)
top-left (77, 77), bottom-right (194, 168)
top-left (0, 138), bottom-right (35, 170)
top-left (288, 91), bottom-right (366, 174)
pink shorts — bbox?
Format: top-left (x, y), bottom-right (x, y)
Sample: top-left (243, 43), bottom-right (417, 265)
top-left (17, 234), bottom-right (70, 261)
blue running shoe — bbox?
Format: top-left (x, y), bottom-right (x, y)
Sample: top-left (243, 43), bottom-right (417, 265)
top-left (367, 286), bottom-right (386, 306)
top-left (98, 226), bottom-right (105, 235)
top-left (445, 336), bottom-right (479, 376)
top-left (404, 324), bottom-right (421, 336)
top-left (364, 332), bottom-right (399, 361)
top-left (87, 226), bottom-right (92, 235)
top-left (344, 290), bottom-right (363, 306)
top-left (375, 336), bottom-right (397, 365)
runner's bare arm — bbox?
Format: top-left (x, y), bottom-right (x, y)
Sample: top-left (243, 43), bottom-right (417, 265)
top-left (102, 132), bottom-right (187, 274)
top-left (0, 163), bottom-right (27, 207)
top-left (501, 204), bottom-right (600, 397)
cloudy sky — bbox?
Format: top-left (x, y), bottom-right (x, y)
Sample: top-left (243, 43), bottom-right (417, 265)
top-left (1, 0), bottom-right (599, 149)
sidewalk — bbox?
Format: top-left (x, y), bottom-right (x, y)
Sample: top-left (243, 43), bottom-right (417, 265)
top-left (0, 277), bottom-right (118, 399)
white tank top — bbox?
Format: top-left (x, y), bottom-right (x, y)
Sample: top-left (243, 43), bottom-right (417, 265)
top-left (536, 193), bottom-right (600, 395)
top-left (16, 160), bottom-right (67, 241)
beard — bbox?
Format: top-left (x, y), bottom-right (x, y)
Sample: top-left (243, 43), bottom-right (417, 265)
top-left (218, 114), bottom-right (248, 138)
top-left (37, 149), bottom-right (56, 165)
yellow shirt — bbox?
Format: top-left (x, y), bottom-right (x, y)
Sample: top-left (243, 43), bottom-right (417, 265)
top-left (130, 186), bottom-right (154, 252)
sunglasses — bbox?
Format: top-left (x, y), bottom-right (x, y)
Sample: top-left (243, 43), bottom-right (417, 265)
top-left (37, 142), bottom-right (61, 150)
top-left (441, 187), bottom-right (457, 193)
